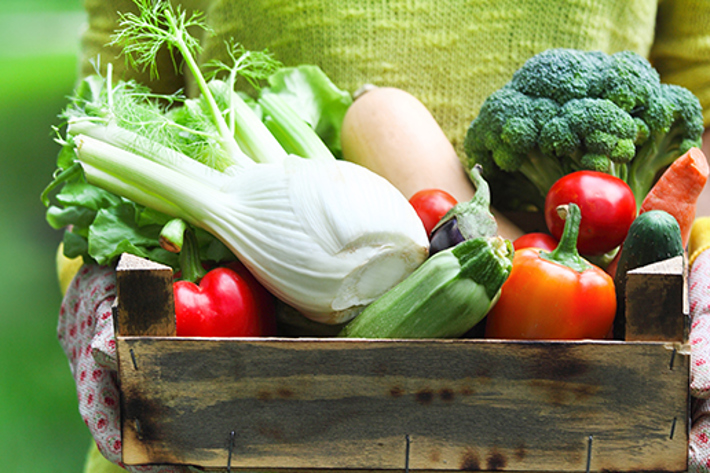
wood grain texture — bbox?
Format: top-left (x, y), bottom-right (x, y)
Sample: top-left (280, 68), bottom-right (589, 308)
top-left (118, 337), bottom-right (689, 471)
top-left (114, 253), bottom-right (690, 472)
top-left (115, 253), bottom-right (176, 337)
top-left (625, 255), bottom-right (687, 342)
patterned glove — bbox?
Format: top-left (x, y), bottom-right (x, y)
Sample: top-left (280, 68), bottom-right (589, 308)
top-left (688, 217), bottom-right (710, 471)
top-left (58, 264), bottom-right (191, 473)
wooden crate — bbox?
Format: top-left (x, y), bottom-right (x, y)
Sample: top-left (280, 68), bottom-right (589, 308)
top-left (115, 252), bottom-right (690, 472)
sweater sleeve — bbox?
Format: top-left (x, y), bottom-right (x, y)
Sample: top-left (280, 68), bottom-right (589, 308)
top-left (650, 0), bottom-right (710, 128)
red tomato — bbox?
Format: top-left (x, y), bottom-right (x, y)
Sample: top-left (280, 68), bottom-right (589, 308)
top-left (545, 171), bottom-right (636, 255)
top-left (484, 247), bottom-right (616, 340)
top-left (174, 264), bottom-right (277, 337)
top-left (409, 189), bottom-right (457, 236)
top-left (513, 232), bottom-right (558, 251)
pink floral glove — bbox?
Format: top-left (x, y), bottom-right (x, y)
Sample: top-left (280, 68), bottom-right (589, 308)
top-left (58, 264), bottom-right (190, 473)
top-left (689, 248), bottom-right (710, 471)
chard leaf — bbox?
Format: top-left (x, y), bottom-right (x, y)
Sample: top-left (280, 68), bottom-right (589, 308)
top-left (136, 205), bottom-right (175, 227)
top-left (87, 205), bottom-right (172, 266)
top-left (195, 227), bottom-right (236, 263)
top-left (46, 205), bottom-right (96, 230)
top-left (56, 144), bottom-right (77, 170)
top-left (145, 247), bottom-right (181, 268)
top-left (62, 230), bottom-right (89, 261)
top-left (73, 74), bottom-right (106, 108)
top-left (56, 181), bottom-right (122, 210)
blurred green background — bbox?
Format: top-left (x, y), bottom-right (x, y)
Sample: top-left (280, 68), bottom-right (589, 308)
top-left (0, 0), bottom-right (93, 471)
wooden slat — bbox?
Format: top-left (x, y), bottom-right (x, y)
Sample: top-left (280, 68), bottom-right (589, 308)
top-left (625, 255), bottom-right (687, 342)
top-left (117, 337), bottom-right (689, 472)
top-left (115, 253), bottom-right (175, 337)
top-left (114, 253), bottom-right (690, 472)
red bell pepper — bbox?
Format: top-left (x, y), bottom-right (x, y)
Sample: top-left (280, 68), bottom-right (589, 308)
top-left (174, 261), bottom-right (277, 337)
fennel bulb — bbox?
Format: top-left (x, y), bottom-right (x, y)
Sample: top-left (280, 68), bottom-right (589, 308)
top-left (49, 0), bottom-right (429, 324)
top-left (74, 132), bottom-right (429, 323)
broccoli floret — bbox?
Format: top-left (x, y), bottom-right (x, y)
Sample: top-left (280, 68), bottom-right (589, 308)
top-left (464, 87), bottom-right (565, 209)
top-left (464, 48), bottom-right (705, 210)
top-left (626, 84), bottom-right (704, 203)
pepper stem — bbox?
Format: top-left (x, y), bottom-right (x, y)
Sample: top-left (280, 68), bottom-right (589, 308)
top-left (160, 218), bottom-right (188, 253)
top-left (540, 203), bottom-right (590, 273)
top-left (178, 226), bottom-right (207, 282)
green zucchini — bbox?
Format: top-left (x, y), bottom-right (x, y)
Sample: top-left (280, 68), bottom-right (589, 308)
top-left (612, 210), bottom-right (684, 339)
top-left (338, 235), bottom-right (513, 339)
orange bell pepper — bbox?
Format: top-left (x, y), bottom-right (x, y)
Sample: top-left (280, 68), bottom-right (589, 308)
top-left (485, 203), bottom-right (616, 340)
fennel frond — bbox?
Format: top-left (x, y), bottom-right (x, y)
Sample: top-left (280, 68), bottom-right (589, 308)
top-left (110, 0), bottom-right (255, 168)
top-left (205, 42), bottom-right (283, 93)
top-left (110, 0), bottom-right (207, 82)
top-left (55, 0), bottom-right (430, 323)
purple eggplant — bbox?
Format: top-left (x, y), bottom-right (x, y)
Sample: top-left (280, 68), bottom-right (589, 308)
top-left (428, 165), bottom-right (498, 255)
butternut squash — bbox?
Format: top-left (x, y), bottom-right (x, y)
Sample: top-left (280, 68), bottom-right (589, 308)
top-left (341, 86), bottom-right (523, 240)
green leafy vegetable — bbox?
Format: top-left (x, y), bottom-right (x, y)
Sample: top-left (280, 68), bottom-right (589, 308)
top-left (43, 0), bottom-right (428, 324)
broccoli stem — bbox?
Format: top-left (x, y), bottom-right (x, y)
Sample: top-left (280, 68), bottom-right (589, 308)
top-left (518, 148), bottom-right (567, 200)
top-left (626, 125), bottom-right (688, 208)
top-left (608, 162), bottom-right (629, 183)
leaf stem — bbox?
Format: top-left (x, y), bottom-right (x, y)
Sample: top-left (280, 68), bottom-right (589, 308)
top-left (74, 133), bottom-right (217, 225)
top-left (160, 8), bottom-right (252, 169)
top-left (259, 92), bottom-right (334, 161)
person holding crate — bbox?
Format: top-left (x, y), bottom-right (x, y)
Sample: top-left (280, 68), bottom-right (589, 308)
top-left (60, 0), bottom-right (710, 471)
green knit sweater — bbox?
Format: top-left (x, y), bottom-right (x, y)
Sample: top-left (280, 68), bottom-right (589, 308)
top-left (80, 0), bottom-right (710, 156)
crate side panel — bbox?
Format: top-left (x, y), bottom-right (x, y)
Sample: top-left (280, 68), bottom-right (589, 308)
top-left (115, 254), bottom-right (175, 337)
top-left (118, 339), bottom-right (689, 472)
top-left (625, 256), bottom-right (686, 342)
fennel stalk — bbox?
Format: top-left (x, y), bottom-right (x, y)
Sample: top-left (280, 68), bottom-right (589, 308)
top-left (60, 0), bottom-right (429, 323)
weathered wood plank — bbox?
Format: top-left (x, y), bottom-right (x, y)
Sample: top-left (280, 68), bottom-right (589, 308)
top-left (115, 253), bottom-right (175, 337)
top-left (118, 337), bottom-right (689, 472)
top-left (625, 255), bottom-right (687, 342)
top-left (114, 253), bottom-right (690, 471)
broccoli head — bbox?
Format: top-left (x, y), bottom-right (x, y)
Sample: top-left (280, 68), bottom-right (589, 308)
top-left (464, 48), bottom-right (704, 211)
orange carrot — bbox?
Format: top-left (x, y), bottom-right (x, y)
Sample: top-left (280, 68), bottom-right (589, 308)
top-left (639, 147), bottom-right (710, 247)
